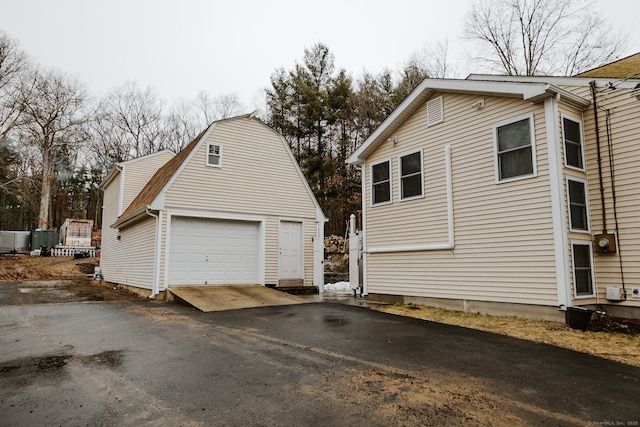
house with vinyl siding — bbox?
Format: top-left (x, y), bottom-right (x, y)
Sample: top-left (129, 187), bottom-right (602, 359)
top-left (347, 56), bottom-right (640, 320)
top-left (100, 114), bottom-right (326, 298)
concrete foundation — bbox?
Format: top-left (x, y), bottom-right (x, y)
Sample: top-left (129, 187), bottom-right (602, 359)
top-left (107, 282), bottom-right (167, 301)
top-left (367, 294), bottom-right (566, 322)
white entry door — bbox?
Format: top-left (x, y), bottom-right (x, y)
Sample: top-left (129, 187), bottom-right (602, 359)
top-left (279, 221), bottom-right (303, 280)
top-left (169, 217), bottom-right (260, 286)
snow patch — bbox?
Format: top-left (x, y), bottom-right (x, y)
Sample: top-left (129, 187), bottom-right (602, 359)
top-left (324, 281), bottom-right (353, 293)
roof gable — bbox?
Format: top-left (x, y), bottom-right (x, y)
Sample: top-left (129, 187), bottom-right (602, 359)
top-left (113, 114), bottom-right (327, 228)
top-left (347, 78), bottom-right (589, 164)
top-left (99, 150), bottom-right (175, 190)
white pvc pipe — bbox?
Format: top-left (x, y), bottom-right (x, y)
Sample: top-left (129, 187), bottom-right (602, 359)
top-left (145, 208), bottom-right (161, 299)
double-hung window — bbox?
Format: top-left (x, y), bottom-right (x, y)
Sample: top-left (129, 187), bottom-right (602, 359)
top-left (494, 115), bottom-right (536, 182)
top-left (567, 177), bottom-right (590, 232)
top-left (371, 160), bottom-right (391, 205)
top-left (563, 116), bottom-right (584, 170)
top-left (399, 150), bottom-right (423, 200)
top-left (571, 241), bottom-right (595, 297)
top-left (207, 143), bottom-right (222, 167)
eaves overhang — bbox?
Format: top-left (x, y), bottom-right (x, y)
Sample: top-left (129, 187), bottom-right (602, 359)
top-left (346, 78), bottom-right (590, 165)
top-left (111, 206), bottom-right (149, 229)
top-left (99, 164), bottom-right (122, 190)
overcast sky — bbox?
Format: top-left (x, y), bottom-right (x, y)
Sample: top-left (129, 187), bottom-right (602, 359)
top-left (1, 0), bottom-right (639, 110)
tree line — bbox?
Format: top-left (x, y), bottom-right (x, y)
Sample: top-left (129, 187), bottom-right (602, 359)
top-left (0, 0), bottom-right (626, 237)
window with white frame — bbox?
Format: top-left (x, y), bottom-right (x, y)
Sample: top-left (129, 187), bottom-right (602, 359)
top-left (494, 116), bottom-right (536, 182)
top-left (572, 241), bottom-right (595, 297)
top-left (207, 143), bottom-right (222, 167)
top-left (399, 150), bottom-right (423, 200)
top-left (567, 178), bottom-right (590, 232)
top-left (371, 160), bottom-right (391, 205)
top-left (563, 116), bottom-right (584, 170)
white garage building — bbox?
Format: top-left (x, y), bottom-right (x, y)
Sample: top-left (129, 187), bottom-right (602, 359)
top-left (100, 115), bottom-right (326, 298)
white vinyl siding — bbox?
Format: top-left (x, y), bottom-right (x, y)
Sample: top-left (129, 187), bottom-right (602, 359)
top-left (371, 159), bottom-right (392, 205)
top-left (562, 115), bottom-right (585, 170)
top-left (565, 83), bottom-right (640, 308)
top-left (104, 217), bottom-right (157, 289)
top-left (121, 152), bottom-right (175, 214)
top-left (99, 175), bottom-right (121, 285)
top-left (101, 151), bottom-right (173, 288)
top-left (571, 240), bottom-right (595, 298)
top-left (494, 114), bottom-right (537, 183)
top-left (399, 150), bottom-right (423, 200)
top-left (364, 94), bottom-right (556, 306)
top-left (163, 118), bottom-right (318, 288)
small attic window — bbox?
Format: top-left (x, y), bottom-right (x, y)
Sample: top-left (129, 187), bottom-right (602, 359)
top-left (427, 96), bottom-right (444, 127)
top-left (207, 143), bottom-right (222, 167)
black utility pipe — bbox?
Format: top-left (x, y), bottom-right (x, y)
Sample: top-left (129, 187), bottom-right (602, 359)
top-left (590, 81), bottom-right (607, 233)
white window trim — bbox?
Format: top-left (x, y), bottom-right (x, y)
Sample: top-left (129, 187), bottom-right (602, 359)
top-left (397, 149), bottom-right (424, 201)
top-left (570, 240), bottom-right (596, 299)
top-left (426, 96), bottom-right (444, 127)
top-left (493, 113), bottom-right (537, 183)
top-left (561, 114), bottom-right (586, 172)
top-left (370, 158), bottom-right (392, 206)
top-left (566, 176), bottom-right (591, 233)
top-left (206, 142), bottom-right (223, 168)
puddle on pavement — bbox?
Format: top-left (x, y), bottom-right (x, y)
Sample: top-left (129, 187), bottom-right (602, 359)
top-left (323, 315), bottom-right (350, 327)
top-left (0, 350), bottom-right (124, 377)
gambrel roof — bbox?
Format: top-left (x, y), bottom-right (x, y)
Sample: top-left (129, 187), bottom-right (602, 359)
top-left (111, 114), bottom-right (327, 228)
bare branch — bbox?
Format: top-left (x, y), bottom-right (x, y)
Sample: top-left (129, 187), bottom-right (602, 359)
top-left (464, 0), bottom-right (626, 76)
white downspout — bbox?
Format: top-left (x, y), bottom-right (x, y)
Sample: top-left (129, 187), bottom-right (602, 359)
top-left (544, 96), bottom-right (572, 309)
top-left (360, 162), bottom-right (368, 297)
top-left (366, 145), bottom-right (454, 254)
top-left (117, 165), bottom-right (125, 216)
top-left (145, 208), bottom-right (162, 299)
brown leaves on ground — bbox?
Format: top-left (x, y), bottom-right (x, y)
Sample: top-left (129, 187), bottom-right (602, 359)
top-left (372, 304), bottom-right (640, 368)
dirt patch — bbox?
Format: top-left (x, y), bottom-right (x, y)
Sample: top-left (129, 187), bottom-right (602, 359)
top-left (0, 255), bottom-right (145, 305)
top-left (327, 368), bottom-right (581, 426)
top-left (0, 254), bottom-right (96, 281)
top-left (373, 304), bottom-right (640, 368)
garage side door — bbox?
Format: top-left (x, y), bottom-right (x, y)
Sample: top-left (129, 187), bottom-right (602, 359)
top-left (170, 217), bottom-right (260, 286)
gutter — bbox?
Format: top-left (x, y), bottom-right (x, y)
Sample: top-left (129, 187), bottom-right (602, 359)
top-left (111, 206), bottom-right (148, 229)
top-left (366, 145), bottom-right (454, 254)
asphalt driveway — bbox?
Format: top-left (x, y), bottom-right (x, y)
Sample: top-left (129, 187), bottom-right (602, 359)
top-left (1, 300), bottom-right (639, 426)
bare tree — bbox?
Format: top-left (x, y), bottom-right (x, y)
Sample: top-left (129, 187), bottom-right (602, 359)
top-left (0, 31), bottom-right (29, 139)
top-left (464, 0), bottom-right (626, 76)
top-left (162, 98), bottom-right (201, 153)
top-left (408, 39), bottom-right (466, 79)
top-left (15, 67), bottom-right (89, 229)
top-left (195, 91), bottom-right (243, 125)
top-left (102, 81), bottom-right (164, 158)
top-left (87, 103), bottom-right (131, 173)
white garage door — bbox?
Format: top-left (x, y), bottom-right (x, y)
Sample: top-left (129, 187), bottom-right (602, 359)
top-left (169, 217), bottom-right (260, 286)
